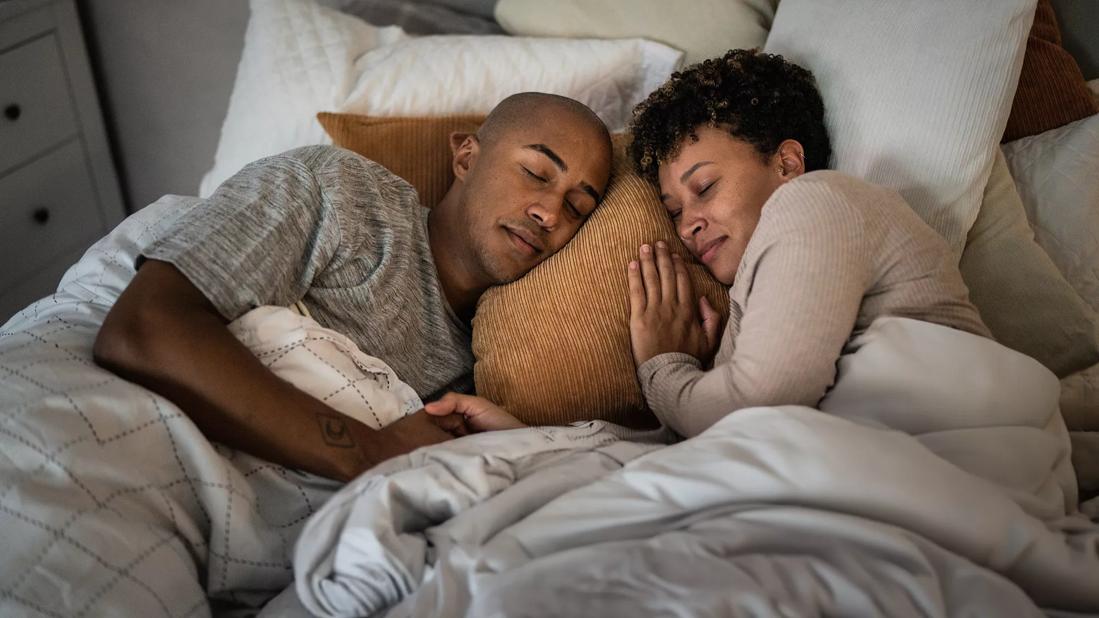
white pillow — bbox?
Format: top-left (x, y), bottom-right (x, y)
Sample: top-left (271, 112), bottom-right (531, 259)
top-left (763, 0), bottom-right (1035, 258)
top-left (494, 0), bottom-right (778, 66)
top-left (229, 306), bottom-right (422, 430)
top-left (1002, 110), bottom-right (1099, 431)
top-left (199, 0), bottom-right (683, 196)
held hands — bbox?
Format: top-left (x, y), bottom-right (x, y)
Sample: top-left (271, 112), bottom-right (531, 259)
top-left (346, 396), bottom-right (524, 480)
top-left (628, 241), bottom-right (721, 367)
top-left (423, 393), bottom-right (527, 433)
top-left (347, 409), bottom-right (457, 478)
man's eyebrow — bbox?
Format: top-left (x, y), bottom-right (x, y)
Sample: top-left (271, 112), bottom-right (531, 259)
top-left (523, 143), bottom-right (568, 173)
top-left (680, 160), bottom-right (714, 184)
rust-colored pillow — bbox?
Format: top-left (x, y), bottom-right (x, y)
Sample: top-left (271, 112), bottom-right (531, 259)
top-left (317, 112), bottom-right (483, 208)
top-left (1002, 0), bottom-right (1098, 142)
top-left (473, 134), bottom-right (730, 428)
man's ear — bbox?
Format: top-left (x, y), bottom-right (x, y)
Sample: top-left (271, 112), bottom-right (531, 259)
top-left (775, 139), bottom-right (807, 181)
top-left (450, 132), bottom-right (480, 182)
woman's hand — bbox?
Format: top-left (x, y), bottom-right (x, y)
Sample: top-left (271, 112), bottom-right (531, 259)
top-left (423, 393), bottom-right (528, 433)
top-left (628, 241), bottom-right (722, 367)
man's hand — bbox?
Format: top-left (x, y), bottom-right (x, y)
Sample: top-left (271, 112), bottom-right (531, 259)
top-left (627, 241), bottom-right (721, 367)
top-left (349, 409), bottom-right (465, 475)
top-left (423, 393), bottom-right (527, 432)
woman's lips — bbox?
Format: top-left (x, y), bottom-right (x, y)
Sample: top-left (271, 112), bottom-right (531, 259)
top-left (699, 237), bottom-right (727, 264)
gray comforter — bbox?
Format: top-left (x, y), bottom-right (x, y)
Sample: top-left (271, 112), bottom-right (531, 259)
top-left (271, 319), bottom-right (1099, 617)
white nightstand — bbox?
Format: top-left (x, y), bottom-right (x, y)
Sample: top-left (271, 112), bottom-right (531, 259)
top-left (0, 0), bottom-right (126, 321)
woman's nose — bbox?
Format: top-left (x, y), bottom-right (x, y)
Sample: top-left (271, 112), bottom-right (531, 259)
top-left (679, 216), bottom-right (705, 241)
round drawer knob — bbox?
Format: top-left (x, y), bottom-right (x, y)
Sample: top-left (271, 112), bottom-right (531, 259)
top-left (32, 207), bottom-right (50, 225)
top-left (3, 104), bottom-right (20, 121)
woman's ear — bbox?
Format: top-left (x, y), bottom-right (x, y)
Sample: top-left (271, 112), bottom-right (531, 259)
top-left (450, 132), bottom-right (480, 182)
top-left (775, 139), bottom-right (807, 181)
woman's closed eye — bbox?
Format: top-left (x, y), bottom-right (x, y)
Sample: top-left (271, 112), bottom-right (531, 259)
top-left (669, 209), bottom-right (682, 221)
top-left (697, 180), bottom-right (718, 197)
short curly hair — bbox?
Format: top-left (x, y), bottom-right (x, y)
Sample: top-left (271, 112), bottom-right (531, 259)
top-left (628, 49), bottom-right (831, 183)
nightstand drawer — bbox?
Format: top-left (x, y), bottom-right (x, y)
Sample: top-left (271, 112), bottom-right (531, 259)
top-left (0, 34), bottom-right (80, 173)
top-left (0, 140), bottom-right (103, 291)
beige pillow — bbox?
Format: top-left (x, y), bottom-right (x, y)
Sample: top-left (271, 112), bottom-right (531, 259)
top-left (473, 135), bottom-right (731, 428)
top-left (958, 150), bottom-right (1099, 381)
top-left (494, 0), bottom-right (777, 65)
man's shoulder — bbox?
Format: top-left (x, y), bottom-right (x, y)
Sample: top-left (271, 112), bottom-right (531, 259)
top-left (275, 144), bottom-right (406, 184)
top-left (272, 145), bottom-right (422, 218)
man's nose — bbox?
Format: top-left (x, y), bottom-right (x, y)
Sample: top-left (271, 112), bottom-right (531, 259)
top-left (527, 201), bottom-right (558, 230)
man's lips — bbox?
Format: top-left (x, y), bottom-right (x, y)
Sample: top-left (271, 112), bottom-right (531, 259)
top-left (697, 236), bottom-right (727, 264)
top-left (504, 225), bottom-right (545, 257)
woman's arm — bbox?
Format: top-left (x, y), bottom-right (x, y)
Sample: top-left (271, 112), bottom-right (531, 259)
top-left (633, 215), bottom-right (871, 438)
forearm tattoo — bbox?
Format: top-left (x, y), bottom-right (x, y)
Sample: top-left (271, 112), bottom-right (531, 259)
top-left (316, 413), bottom-right (355, 448)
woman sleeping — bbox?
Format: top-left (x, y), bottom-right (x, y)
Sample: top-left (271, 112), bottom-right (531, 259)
top-left (427, 49), bottom-right (993, 437)
top-left (621, 48), bottom-right (992, 437)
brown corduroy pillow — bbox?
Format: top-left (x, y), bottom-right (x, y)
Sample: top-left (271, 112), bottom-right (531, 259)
top-left (316, 113), bottom-right (730, 428)
top-left (317, 112), bottom-right (483, 208)
top-left (473, 134), bottom-right (730, 428)
top-left (1002, 0), bottom-right (1098, 142)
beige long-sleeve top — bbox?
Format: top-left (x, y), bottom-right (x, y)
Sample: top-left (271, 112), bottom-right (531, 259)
top-left (638, 170), bottom-right (991, 437)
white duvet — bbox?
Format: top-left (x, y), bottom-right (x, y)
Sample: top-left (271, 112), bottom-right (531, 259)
top-left (266, 318), bottom-right (1099, 618)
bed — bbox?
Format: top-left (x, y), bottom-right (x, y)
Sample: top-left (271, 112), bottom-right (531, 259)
top-left (2, 0), bottom-right (1099, 616)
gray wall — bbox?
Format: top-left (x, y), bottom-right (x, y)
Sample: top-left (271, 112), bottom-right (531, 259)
top-left (1054, 0), bottom-right (1099, 82)
top-left (79, 1), bottom-right (1099, 214)
top-left (77, 0), bottom-right (248, 211)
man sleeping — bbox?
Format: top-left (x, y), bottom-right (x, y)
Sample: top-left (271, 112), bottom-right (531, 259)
top-left (92, 92), bottom-right (612, 482)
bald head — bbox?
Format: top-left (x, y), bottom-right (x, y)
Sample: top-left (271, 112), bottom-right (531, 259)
top-left (431, 91), bottom-right (614, 294)
top-left (477, 92), bottom-right (611, 153)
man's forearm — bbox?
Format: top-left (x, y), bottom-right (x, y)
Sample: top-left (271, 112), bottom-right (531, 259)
top-left (98, 305), bottom-right (377, 479)
top-left (93, 261), bottom-right (390, 480)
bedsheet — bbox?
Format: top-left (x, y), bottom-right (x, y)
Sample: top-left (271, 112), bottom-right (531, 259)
top-left (0, 197), bottom-right (345, 616)
top-left (274, 318), bottom-right (1099, 617)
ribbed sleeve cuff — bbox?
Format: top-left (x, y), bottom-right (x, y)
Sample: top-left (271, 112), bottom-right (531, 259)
top-left (637, 352), bottom-right (702, 382)
top-left (637, 352), bottom-right (702, 413)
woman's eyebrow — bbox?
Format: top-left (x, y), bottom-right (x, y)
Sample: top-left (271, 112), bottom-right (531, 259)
top-left (680, 161), bottom-right (715, 184)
